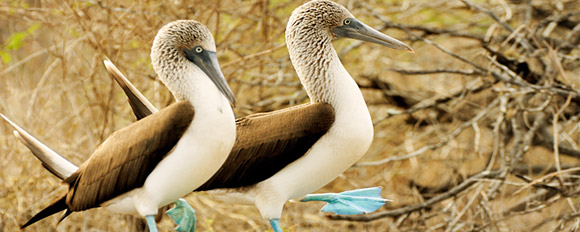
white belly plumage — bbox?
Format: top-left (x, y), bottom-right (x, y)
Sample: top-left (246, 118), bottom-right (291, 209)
top-left (103, 107), bottom-right (236, 216)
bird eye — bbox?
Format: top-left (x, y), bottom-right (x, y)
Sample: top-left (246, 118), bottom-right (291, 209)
top-left (343, 19), bottom-right (351, 25)
top-left (195, 46), bottom-right (203, 53)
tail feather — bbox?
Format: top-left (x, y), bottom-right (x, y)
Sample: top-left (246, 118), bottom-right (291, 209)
top-left (0, 113), bottom-right (78, 180)
top-left (21, 196), bottom-right (68, 229)
top-left (58, 209), bottom-right (73, 224)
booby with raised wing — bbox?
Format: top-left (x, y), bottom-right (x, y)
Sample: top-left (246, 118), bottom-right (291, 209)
top-left (2, 20), bottom-right (236, 232)
top-left (10, 1), bottom-right (413, 231)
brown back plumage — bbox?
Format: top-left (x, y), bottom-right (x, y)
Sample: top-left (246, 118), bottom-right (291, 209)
top-left (197, 103), bottom-right (334, 191)
top-left (65, 100), bottom-right (194, 211)
top-left (21, 101), bottom-right (194, 228)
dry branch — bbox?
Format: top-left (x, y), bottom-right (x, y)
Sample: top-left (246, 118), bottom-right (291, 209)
top-left (357, 98), bottom-right (499, 166)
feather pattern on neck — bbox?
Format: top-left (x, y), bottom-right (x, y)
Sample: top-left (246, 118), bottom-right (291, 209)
top-left (285, 1), bottom-right (357, 107)
top-left (287, 31), bottom-right (335, 104)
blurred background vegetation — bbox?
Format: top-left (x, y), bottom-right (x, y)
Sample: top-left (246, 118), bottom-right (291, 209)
top-left (1, 0), bottom-right (580, 231)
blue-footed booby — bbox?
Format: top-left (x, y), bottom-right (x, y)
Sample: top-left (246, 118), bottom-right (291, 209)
top-left (9, 1), bottom-right (413, 231)
top-left (2, 20), bottom-right (236, 232)
top-left (109, 1), bottom-right (412, 229)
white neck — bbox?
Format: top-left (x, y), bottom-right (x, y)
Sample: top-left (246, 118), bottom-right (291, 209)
top-left (325, 49), bottom-right (370, 116)
top-left (288, 36), bottom-right (370, 121)
top-left (162, 61), bottom-right (232, 115)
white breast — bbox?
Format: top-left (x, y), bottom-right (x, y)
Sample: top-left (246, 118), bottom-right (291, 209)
top-left (102, 62), bottom-right (236, 216)
top-left (251, 57), bottom-right (374, 219)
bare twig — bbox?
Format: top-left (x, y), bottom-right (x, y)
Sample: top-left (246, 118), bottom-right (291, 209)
top-left (535, 126), bottom-right (580, 159)
top-left (357, 98), bottom-right (499, 166)
top-left (514, 167), bottom-right (580, 195)
top-left (531, 211), bottom-right (580, 231)
top-left (461, 0), bottom-right (514, 33)
top-left (552, 95), bottom-right (573, 185)
top-left (373, 79), bottom-right (495, 123)
top-left (388, 68), bottom-right (486, 76)
top-left (446, 184), bottom-right (484, 232)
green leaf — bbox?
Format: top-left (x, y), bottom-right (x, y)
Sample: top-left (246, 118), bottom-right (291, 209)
top-left (1, 53), bottom-right (11, 64)
top-left (4, 23), bottom-right (41, 51)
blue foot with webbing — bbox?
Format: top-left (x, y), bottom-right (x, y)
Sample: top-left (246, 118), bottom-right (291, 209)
top-left (301, 187), bottom-right (390, 215)
top-left (167, 198), bottom-right (197, 232)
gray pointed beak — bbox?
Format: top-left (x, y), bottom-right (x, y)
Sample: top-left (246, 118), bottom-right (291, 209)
top-left (185, 49), bottom-right (236, 107)
top-left (333, 18), bottom-right (414, 53)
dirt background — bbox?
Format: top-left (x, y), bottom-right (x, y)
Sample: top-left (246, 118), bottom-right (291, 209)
top-left (1, 0), bottom-right (580, 231)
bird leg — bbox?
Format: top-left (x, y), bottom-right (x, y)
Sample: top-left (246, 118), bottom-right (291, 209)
top-left (167, 198), bottom-right (197, 232)
top-left (269, 218), bottom-right (283, 232)
top-left (300, 187), bottom-right (390, 215)
top-left (145, 215), bottom-right (159, 232)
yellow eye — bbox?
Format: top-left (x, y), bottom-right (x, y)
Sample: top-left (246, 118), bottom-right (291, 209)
top-left (343, 19), bottom-right (351, 25)
top-left (195, 46), bottom-right (203, 53)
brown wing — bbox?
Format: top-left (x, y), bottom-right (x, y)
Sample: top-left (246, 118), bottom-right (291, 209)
top-left (63, 101), bottom-right (194, 211)
top-left (196, 103), bottom-right (334, 191)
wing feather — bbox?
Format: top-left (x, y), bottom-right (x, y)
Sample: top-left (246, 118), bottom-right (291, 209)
top-left (197, 103), bottom-right (334, 191)
top-left (104, 60), bottom-right (158, 120)
top-left (63, 101), bottom-right (194, 211)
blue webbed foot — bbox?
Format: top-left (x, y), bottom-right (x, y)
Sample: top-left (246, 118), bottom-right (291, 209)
top-left (301, 187), bottom-right (390, 215)
top-left (167, 198), bottom-right (197, 232)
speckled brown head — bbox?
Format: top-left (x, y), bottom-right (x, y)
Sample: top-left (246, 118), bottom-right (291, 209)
top-left (286, 0), bottom-right (413, 51)
top-left (286, 0), bottom-right (353, 39)
top-left (150, 20), bottom-right (235, 106)
top-left (286, 0), bottom-right (413, 104)
top-left (151, 20), bottom-right (214, 71)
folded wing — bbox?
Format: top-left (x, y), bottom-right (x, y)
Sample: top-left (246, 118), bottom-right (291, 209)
top-left (197, 103), bottom-right (335, 190)
top-left (65, 100), bottom-right (194, 211)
